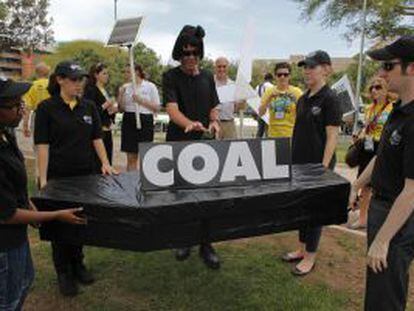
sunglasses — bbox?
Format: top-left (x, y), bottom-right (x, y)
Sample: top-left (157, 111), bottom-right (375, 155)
top-left (370, 84), bottom-right (383, 91)
top-left (276, 73), bottom-right (290, 78)
top-left (0, 99), bottom-right (24, 110)
top-left (381, 61), bottom-right (401, 72)
top-left (182, 50), bottom-right (200, 57)
top-left (68, 76), bottom-right (84, 82)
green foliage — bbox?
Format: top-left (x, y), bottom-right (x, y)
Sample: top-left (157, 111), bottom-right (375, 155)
top-left (133, 42), bottom-right (163, 86)
top-left (0, 0), bottom-right (54, 50)
top-left (45, 40), bottom-right (163, 95)
top-left (295, 0), bottom-right (414, 41)
top-left (0, 2), bottom-right (7, 20)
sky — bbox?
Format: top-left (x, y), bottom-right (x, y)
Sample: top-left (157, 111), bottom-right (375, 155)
top-left (49, 0), bottom-right (361, 63)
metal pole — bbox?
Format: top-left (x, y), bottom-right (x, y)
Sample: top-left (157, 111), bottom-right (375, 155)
top-left (114, 0), bottom-right (118, 21)
top-left (129, 45), bottom-right (141, 129)
top-left (353, 0), bottom-right (368, 133)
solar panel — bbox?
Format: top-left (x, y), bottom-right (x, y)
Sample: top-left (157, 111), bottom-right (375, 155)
top-left (107, 16), bottom-right (144, 46)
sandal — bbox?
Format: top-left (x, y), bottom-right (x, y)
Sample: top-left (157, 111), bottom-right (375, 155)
top-left (291, 263), bottom-right (316, 277)
top-left (281, 252), bottom-right (304, 263)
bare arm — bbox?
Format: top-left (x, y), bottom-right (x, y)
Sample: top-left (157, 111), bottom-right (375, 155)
top-left (166, 103), bottom-right (193, 129)
top-left (22, 110), bottom-right (32, 137)
top-left (322, 126), bottom-right (339, 168)
top-left (367, 179), bottom-right (414, 273)
top-left (3, 207), bottom-right (86, 225)
top-left (258, 97), bottom-right (270, 117)
top-left (133, 94), bottom-right (160, 113)
top-left (37, 144), bottom-right (49, 188)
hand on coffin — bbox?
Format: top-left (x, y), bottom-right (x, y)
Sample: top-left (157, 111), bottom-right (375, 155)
top-left (367, 237), bottom-right (389, 273)
top-left (101, 163), bottom-right (119, 176)
top-left (56, 207), bottom-right (87, 225)
top-left (208, 121), bottom-right (220, 139)
top-left (184, 121), bottom-right (206, 133)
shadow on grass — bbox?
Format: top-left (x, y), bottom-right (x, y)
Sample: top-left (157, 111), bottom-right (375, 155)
top-left (27, 233), bottom-right (348, 311)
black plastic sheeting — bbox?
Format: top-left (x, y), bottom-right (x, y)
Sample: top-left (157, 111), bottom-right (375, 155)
top-left (32, 164), bottom-right (350, 252)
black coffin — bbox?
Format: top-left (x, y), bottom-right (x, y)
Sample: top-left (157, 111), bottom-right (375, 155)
top-left (31, 164), bottom-right (350, 252)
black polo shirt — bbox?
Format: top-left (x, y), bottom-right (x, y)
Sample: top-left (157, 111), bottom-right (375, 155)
top-left (162, 67), bottom-right (219, 141)
top-left (371, 100), bottom-right (414, 201)
top-left (34, 95), bottom-right (102, 179)
top-left (0, 129), bottom-right (28, 251)
top-left (292, 85), bottom-right (342, 166)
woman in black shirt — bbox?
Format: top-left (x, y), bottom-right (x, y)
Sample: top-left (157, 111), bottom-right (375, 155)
top-left (0, 77), bottom-right (85, 310)
top-left (282, 51), bottom-right (341, 276)
top-left (84, 63), bottom-right (116, 164)
top-left (35, 61), bottom-right (117, 297)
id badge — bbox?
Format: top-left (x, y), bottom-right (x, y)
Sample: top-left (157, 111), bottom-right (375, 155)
top-left (364, 136), bottom-right (374, 152)
top-left (275, 111), bottom-right (285, 119)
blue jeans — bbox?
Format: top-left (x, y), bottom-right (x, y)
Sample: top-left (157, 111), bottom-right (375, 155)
top-left (0, 241), bottom-right (34, 311)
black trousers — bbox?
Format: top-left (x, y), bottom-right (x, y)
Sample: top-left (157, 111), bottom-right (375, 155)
top-left (365, 197), bottom-right (414, 311)
top-left (298, 226), bottom-right (322, 253)
top-left (52, 242), bottom-right (84, 274)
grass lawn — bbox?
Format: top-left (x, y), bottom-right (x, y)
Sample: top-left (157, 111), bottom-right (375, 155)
top-left (26, 231), bottom-right (351, 311)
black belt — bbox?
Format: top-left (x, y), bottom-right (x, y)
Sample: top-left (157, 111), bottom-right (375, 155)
top-left (220, 119), bottom-right (234, 122)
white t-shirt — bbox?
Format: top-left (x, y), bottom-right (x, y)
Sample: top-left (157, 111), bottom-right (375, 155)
top-left (123, 80), bottom-right (161, 114)
top-left (256, 81), bottom-right (274, 98)
top-left (216, 78), bottom-right (237, 121)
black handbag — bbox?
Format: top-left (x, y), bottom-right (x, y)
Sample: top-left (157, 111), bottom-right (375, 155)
top-left (345, 138), bottom-right (365, 168)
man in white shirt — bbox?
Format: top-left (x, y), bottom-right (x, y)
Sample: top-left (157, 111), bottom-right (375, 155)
top-left (214, 57), bottom-right (241, 139)
top-left (255, 73), bottom-right (274, 137)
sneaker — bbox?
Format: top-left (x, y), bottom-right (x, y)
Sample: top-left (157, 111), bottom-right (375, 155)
top-left (199, 244), bottom-right (220, 270)
top-left (57, 271), bottom-right (78, 297)
top-left (73, 262), bottom-right (95, 285)
top-left (175, 247), bottom-right (192, 261)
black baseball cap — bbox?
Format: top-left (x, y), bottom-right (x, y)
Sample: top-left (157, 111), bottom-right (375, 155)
top-left (367, 35), bottom-right (414, 62)
top-left (298, 50), bottom-right (332, 67)
top-left (54, 61), bottom-right (88, 78)
top-left (0, 76), bottom-right (31, 99)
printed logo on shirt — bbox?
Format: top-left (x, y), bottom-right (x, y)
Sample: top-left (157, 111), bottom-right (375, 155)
top-left (390, 129), bottom-right (402, 146)
top-left (311, 106), bottom-right (322, 116)
top-left (83, 115), bottom-right (93, 125)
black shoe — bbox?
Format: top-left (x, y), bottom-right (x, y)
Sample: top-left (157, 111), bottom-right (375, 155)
top-left (57, 272), bottom-right (78, 297)
top-left (199, 244), bottom-right (220, 270)
top-left (73, 263), bottom-right (95, 285)
top-left (175, 247), bottom-right (191, 261)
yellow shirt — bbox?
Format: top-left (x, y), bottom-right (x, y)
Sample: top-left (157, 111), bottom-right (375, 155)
top-left (364, 102), bottom-right (393, 142)
top-left (260, 85), bottom-right (303, 138)
top-left (23, 78), bottom-right (50, 111)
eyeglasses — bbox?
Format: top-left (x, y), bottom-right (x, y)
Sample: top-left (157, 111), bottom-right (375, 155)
top-left (381, 61), bottom-right (401, 72)
top-left (276, 73), bottom-right (290, 78)
top-left (303, 64), bottom-right (317, 70)
top-left (370, 84), bottom-right (383, 91)
top-left (216, 65), bottom-right (227, 69)
top-left (182, 50), bottom-right (200, 57)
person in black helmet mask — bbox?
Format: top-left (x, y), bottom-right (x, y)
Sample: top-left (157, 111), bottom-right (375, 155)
top-left (162, 25), bottom-right (221, 269)
top-left (0, 76), bottom-right (86, 310)
top-left (34, 61), bottom-right (117, 297)
top-left (351, 35), bottom-right (414, 311)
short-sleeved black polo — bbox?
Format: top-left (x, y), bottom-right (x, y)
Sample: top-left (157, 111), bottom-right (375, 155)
top-left (34, 95), bottom-right (102, 179)
top-left (371, 100), bottom-right (414, 201)
top-left (0, 129), bottom-right (28, 251)
top-left (162, 67), bottom-right (219, 141)
top-left (292, 85), bottom-right (342, 165)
